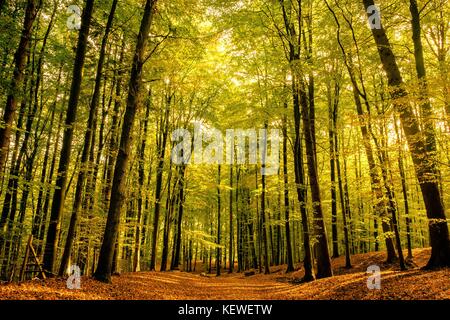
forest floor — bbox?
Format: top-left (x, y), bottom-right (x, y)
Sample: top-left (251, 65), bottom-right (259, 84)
top-left (1, 248), bottom-right (449, 300)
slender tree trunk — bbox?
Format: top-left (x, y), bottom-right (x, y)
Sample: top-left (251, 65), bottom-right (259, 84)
top-left (282, 102), bottom-right (294, 273)
top-left (363, 0), bottom-right (450, 268)
top-left (325, 4), bottom-right (398, 261)
top-left (374, 101), bottom-right (406, 270)
top-left (32, 65), bottom-right (61, 249)
top-left (279, 0), bottom-right (314, 281)
top-left (245, 188), bottom-right (258, 270)
top-left (395, 119), bottom-right (413, 259)
top-left (171, 164), bottom-right (186, 270)
top-left (42, 0), bottom-right (94, 275)
top-left (228, 165), bottom-right (234, 273)
top-left (254, 167), bottom-right (261, 273)
top-left (160, 164), bottom-right (175, 271)
top-left (94, 0), bottom-right (158, 283)
top-left (37, 102), bottom-right (64, 259)
top-left (150, 95), bottom-right (170, 271)
top-left (301, 8), bottom-right (332, 274)
top-left (261, 125), bottom-right (270, 275)
top-left (103, 38), bottom-right (125, 207)
top-left (335, 132), bottom-right (352, 268)
top-left (329, 75), bottom-right (351, 266)
top-left (0, 0), bottom-right (39, 175)
top-left (216, 165), bottom-right (221, 276)
top-left (59, 0), bottom-right (117, 276)
top-left (342, 158), bottom-right (354, 253)
top-left (31, 2), bottom-right (58, 244)
top-left (409, 0), bottom-right (436, 154)
top-left (133, 90), bottom-right (150, 273)
top-left (299, 82), bottom-right (333, 279)
top-left (328, 80), bottom-right (339, 259)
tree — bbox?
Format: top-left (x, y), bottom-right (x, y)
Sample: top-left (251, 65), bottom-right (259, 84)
top-left (43, 0), bottom-right (95, 275)
top-left (228, 165), bottom-right (234, 273)
top-left (278, 0), bottom-right (314, 282)
top-left (325, 1), bottom-right (398, 262)
top-left (0, 0), bottom-right (40, 178)
top-left (150, 86), bottom-right (170, 271)
top-left (94, 0), bottom-right (158, 283)
top-left (363, 0), bottom-right (450, 268)
top-left (59, 0), bottom-right (118, 277)
top-left (216, 164), bottom-right (221, 276)
top-left (282, 99), bottom-right (294, 273)
top-left (133, 90), bottom-right (151, 272)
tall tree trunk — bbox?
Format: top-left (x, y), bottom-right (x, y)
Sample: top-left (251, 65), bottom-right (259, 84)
top-left (0, 0), bottom-right (39, 176)
top-left (59, 0), bottom-right (117, 276)
top-left (94, 0), bottom-right (158, 283)
top-left (171, 164), bottom-right (186, 270)
top-left (335, 131), bottom-right (352, 268)
top-left (261, 125), bottom-right (270, 275)
top-left (299, 82), bottom-right (333, 279)
top-left (363, 0), bottom-right (450, 269)
top-left (409, 0), bottom-right (436, 154)
top-left (103, 38), bottom-right (126, 207)
top-left (37, 102), bottom-right (64, 259)
top-left (133, 92), bottom-right (150, 272)
top-left (216, 165), bottom-right (221, 276)
top-left (42, 0), bottom-right (94, 275)
top-left (327, 79), bottom-right (339, 259)
top-left (329, 74), bottom-right (351, 266)
top-left (32, 65), bottom-right (61, 251)
top-left (253, 167), bottom-right (260, 273)
top-left (282, 101), bottom-right (294, 273)
top-left (374, 98), bottom-right (406, 270)
top-left (245, 188), bottom-right (258, 270)
top-left (395, 119), bottom-right (413, 259)
top-left (31, 2), bottom-right (59, 244)
top-left (325, 3), bottom-right (398, 262)
top-left (279, 0), bottom-right (314, 282)
top-left (150, 93), bottom-right (170, 271)
top-left (160, 164), bottom-right (175, 271)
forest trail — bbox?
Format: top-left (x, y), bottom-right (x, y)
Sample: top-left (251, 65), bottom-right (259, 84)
top-left (1, 248), bottom-right (449, 300)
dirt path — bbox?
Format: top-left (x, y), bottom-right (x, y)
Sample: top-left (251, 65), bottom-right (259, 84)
top-left (1, 248), bottom-right (449, 300)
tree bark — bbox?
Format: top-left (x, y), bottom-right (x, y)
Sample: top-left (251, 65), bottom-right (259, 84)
top-left (171, 164), bottom-right (187, 270)
top-left (228, 165), bottom-right (234, 273)
top-left (94, 0), bottom-right (158, 283)
top-left (327, 77), bottom-right (339, 259)
top-left (42, 0), bottom-right (95, 276)
top-left (363, 0), bottom-right (450, 268)
top-left (325, 3), bottom-right (398, 261)
top-left (279, 0), bottom-right (314, 282)
top-left (0, 0), bottom-right (39, 176)
top-left (409, 0), bottom-right (436, 153)
top-left (59, 0), bottom-right (117, 276)
top-left (150, 91), bottom-right (170, 270)
top-left (299, 83), bottom-right (333, 279)
top-left (282, 101), bottom-right (294, 273)
top-left (216, 165), bottom-right (221, 276)
top-left (133, 91), bottom-right (151, 272)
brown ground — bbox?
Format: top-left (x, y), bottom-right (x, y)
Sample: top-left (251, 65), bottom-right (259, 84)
top-left (1, 248), bottom-right (449, 300)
